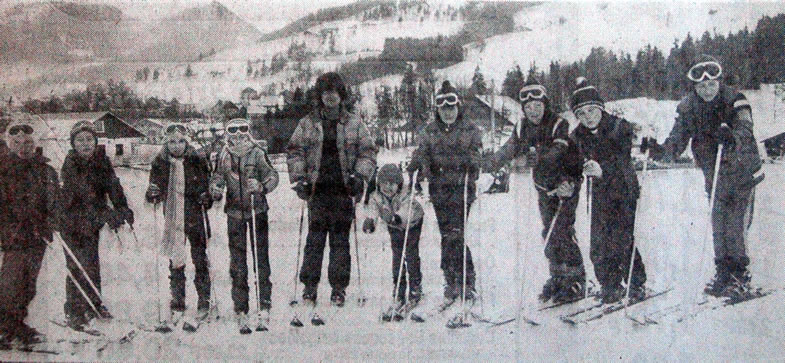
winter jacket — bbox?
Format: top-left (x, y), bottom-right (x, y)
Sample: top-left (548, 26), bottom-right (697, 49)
top-left (489, 111), bottom-right (583, 192)
top-left (366, 189), bottom-right (424, 231)
top-left (407, 117), bottom-right (482, 203)
top-left (210, 143), bottom-right (278, 219)
top-left (0, 152), bottom-right (59, 250)
top-left (286, 108), bottom-right (377, 188)
top-left (661, 85), bottom-right (763, 193)
top-left (150, 144), bottom-right (214, 231)
top-left (60, 148), bottom-right (129, 235)
top-left (571, 112), bottom-right (640, 202)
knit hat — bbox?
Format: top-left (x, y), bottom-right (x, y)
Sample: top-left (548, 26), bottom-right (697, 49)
top-left (569, 77), bottom-right (605, 112)
top-left (687, 54), bottom-right (723, 83)
top-left (518, 76), bottom-right (548, 105)
top-left (70, 120), bottom-right (98, 147)
top-left (377, 163), bottom-right (404, 188)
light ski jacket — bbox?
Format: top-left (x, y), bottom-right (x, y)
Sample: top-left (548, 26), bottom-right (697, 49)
top-left (211, 143), bottom-right (278, 219)
top-left (366, 189), bottom-right (424, 231)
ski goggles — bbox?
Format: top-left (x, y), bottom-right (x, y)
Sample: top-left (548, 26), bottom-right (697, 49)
top-left (435, 93), bottom-right (459, 108)
top-left (165, 124), bottom-right (187, 135)
top-left (226, 124), bottom-right (250, 135)
top-left (519, 85), bottom-right (547, 102)
top-left (8, 124), bottom-right (34, 135)
top-left (687, 61), bottom-right (722, 82)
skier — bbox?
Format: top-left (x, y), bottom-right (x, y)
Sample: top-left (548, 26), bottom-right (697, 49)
top-left (407, 80), bottom-right (482, 310)
top-left (642, 55), bottom-right (764, 298)
top-left (146, 123), bottom-right (213, 331)
top-left (286, 72), bottom-right (377, 310)
top-left (569, 77), bottom-right (647, 304)
top-left (485, 78), bottom-right (586, 303)
top-left (210, 119), bottom-right (279, 334)
top-left (60, 121), bottom-right (133, 331)
top-left (0, 119), bottom-right (59, 345)
top-left (362, 164), bottom-right (425, 317)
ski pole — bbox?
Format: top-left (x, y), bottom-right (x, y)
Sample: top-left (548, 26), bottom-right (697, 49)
top-left (353, 180), bottom-right (370, 306)
top-left (58, 232), bottom-right (103, 303)
top-left (113, 230), bottom-right (125, 255)
top-left (543, 199), bottom-right (564, 247)
top-left (461, 171), bottom-right (470, 323)
top-left (697, 144), bottom-right (724, 298)
top-left (51, 234), bottom-right (103, 318)
top-left (623, 148), bottom-right (650, 315)
top-left (585, 176), bottom-right (593, 300)
top-left (249, 194), bottom-right (263, 327)
top-left (392, 170), bottom-right (418, 310)
top-left (202, 205), bottom-right (219, 320)
top-left (290, 199), bottom-right (306, 327)
top-left (153, 203), bottom-right (163, 325)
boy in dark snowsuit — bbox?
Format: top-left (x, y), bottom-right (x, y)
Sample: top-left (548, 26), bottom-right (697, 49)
top-left (146, 124), bottom-right (213, 328)
top-left (286, 72), bottom-right (377, 308)
top-left (569, 78), bottom-right (647, 304)
top-left (486, 78), bottom-right (586, 303)
top-left (644, 55), bottom-right (764, 298)
top-left (0, 119), bottom-right (59, 345)
top-left (362, 164), bottom-right (425, 311)
top-left (210, 119), bottom-right (278, 333)
top-left (61, 121), bottom-right (133, 330)
top-left (407, 81), bottom-right (482, 307)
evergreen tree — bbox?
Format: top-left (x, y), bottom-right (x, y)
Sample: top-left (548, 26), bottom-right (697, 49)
top-left (502, 65), bottom-right (525, 100)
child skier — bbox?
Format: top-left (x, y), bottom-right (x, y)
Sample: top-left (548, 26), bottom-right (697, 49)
top-left (643, 55), bottom-right (764, 298)
top-left (145, 123), bottom-right (213, 331)
top-left (486, 78), bottom-right (586, 303)
top-left (407, 80), bottom-right (482, 309)
top-left (362, 164), bottom-right (425, 317)
top-left (569, 77), bottom-right (647, 304)
top-left (210, 119), bottom-right (279, 334)
top-left (0, 119), bottom-right (59, 345)
top-left (60, 121), bottom-right (133, 331)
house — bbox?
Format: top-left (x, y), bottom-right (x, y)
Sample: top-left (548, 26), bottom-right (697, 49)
top-left (132, 118), bottom-right (165, 143)
top-left (35, 111), bottom-right (145, 167)
top-left (466, 94), bottom-right (521, 131)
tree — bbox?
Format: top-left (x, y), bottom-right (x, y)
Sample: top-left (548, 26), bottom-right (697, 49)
top-left (502, 65), bottom-right (525, 99)
top-left (185, 64), bottom-right (194, 78)
top-left (469, 65), bottom-right (488, 99)
top-left (153, 69), bottom-right (160, 80)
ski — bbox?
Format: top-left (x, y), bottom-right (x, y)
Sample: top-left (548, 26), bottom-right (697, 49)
top-left (49, 319), bottom-right (103, 337)
top-left (96, 329), bottom-right (137, 354)
top-left (561, 288), bottom-right (672, 325)
top-left (1, 342), bottom-right (60, 355)
top-left (672, 288), bottom-right (775, 323)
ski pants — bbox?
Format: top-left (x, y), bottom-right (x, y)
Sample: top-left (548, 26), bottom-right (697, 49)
top-left (389, 221), bottom-right (423, 300)
top-left (169, 224), bottom-right (212, 312)
top-left (711, 185), bottom-right (755, 270)
top-left (432, 190), bottom-right (475, 298)
top-left (62, 229), bottom-right (103, 319)
top-left (228, 213), bottom-right (270, 314)
top-left (538, 190), bottom-right (583, 269)
top-left (590, 193), bottom-right (646, 290)
top-left (0, 244), bottom-right (46, 330)
top-left (299, 192), bottom-right (353, 292)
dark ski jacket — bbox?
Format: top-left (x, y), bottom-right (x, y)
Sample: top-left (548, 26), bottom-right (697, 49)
top-left (60, 148), bottom-right (129, 235)
top-left (150, 144), bottom-right (213, 232)
top-left (0, 152), bottom-right (59, 250)
top-left (571, 112), bottom-right (640, 202)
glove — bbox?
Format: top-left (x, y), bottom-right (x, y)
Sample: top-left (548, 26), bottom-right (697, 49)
top-left (526, 146), bottom-right (538, 165)
top-left (145, 184), bottom-right (161, 204)
top-left (583, 160), bottom-right (603, 178)
top-left (292, 180), bottom-right (311, 201)
top-left (247, 178), bottom-right (262, 193)
top-left (362, 218), bottom-right (375, 234)
top-left (554, 181), bottom-right (575, 198)
top-left (378, 207), bottom-right (394, 224)
top-left (106, 209), bottom-right (124, 230)
top-left (718, 123), bottom-right (736, 147)
top-left (118, 206), bottom-right (134, 226)
top-left (199, 192), bottom-right (211, 206)
top-left (347, 174), bottom-right (364, 197)
top-left (640, 137), bottom-right (657, 154)
top-left (210, 185), bottom-right (224, 202)
top-left (390, 214), bottom-right (403, 226)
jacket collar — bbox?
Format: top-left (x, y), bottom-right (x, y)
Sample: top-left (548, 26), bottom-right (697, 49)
top-left (316, 106), bottom-right (349, 124)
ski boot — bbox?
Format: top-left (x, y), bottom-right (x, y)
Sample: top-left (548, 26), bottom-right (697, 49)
top-left (722, 269), bottom-right (752, 301)
top-left (704, 267), bottom-right (731, 297)
top-left (600, 285), bottom-right (625, 304)
top-left (303, 285), bottom-right (317, 305)
top-left (381, 300), bottom-right (404, 322)
top-left (256, 308), bottom-right (270, 332)
top-left (65, 312), bottom-right (89, 332)
top-left (183, 306), bottom-right (209, 333)
top-left (553, 278), bottom-right (585, 304)
top-left (15, 323), bottom-right (46, 346)
top-left (330, 289), bottom-right (346, 307)
top-left (97, 305), bottom-right (113, 320)
top-left (539, 277), bottom-right (561, 303)
top-left (627, 284), bottom-right (646, 303)
top-left (236, 313), bottom-right (252, 335)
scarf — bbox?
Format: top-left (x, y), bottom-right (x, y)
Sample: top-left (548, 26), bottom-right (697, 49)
top-left (161, 156), bottom-right (187, 268)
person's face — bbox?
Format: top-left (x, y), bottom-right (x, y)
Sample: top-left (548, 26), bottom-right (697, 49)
top-left (321, 89), bottom-right (342, 110)
top-left (438, 104), bottom-right (458, 124)
top-left (695, 79), bottom-right (720, 102)
top-left (167, 136), bottom-right (188, 157)
top-left (7, 126), bottom-right (35, 159)
top-left (524, 101), bottom-right (545, 124)
top-left (379, 180), bottom-right (398, 198)
top-left (575, 105), bottom-right (603, 130)
top-left (73, 131), bottom-right (96, 159)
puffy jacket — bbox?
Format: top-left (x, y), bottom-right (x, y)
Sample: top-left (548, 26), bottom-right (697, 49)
top-left (211, 143), bottom-right (278, 219)
top-left (571, 112), bottom-right (640, 201)
top-left (407, 117), bottom-right (482, 203)
top-left (150, 144), bottom-right (213, 231)
top-left (489, 111), bottom-right (583, 192)
top-left (60, 148), bottom-right (129, 234)
top-left (0, 153), bottom-right (59, 250)
top-left (286, 108), bottom-right (377, 189)
top-left (661, 85), bottom-right (763, 194)
top-left (366, 189), bottom-right (424, 231)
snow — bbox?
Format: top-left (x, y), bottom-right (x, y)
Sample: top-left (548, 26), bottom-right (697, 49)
top-left (4, 145), bottom-right (784, 361)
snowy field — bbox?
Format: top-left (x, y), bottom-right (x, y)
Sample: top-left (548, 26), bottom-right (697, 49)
top-left (3, 148), bottom-right (785, 361)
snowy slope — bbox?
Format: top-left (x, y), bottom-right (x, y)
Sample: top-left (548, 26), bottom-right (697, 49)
top-left (4, 145), bottom-right (784, 360)
top-left (438, 2), bottom-right (785, 84)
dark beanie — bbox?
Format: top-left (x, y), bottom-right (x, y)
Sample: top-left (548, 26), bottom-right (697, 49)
top-left (519, 76), bottom-right (548, 105)
top-left (569, 77), bottom-right (605, 112)
top-left (70, 120), bottom-right (98, 147)
top-left (692, 54), bottom-right (721, 69)
top-left (437, 80), bottom-right (460, 98)
top-left (377, 163), bottom-right (404, 188)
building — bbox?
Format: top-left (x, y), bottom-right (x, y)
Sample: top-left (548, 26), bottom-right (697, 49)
top-left (133, 118), bottom-right (165, 143)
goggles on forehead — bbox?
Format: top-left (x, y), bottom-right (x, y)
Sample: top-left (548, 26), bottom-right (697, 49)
top-left (226, 124), bottom-right (250, 135)
top-left (165, 124), bottom-right (187, 135)
top-left (519, 85), bottom-right (547, 102)
top-left (435, 93), bottom-right (459, 108)
top-left (687, 61), bottom-right (722, 82)
top-left (9, 124), bottom-right (34, 136)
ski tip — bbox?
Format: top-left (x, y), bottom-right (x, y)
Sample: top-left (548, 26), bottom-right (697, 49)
top-left (410, 314), bottom-right (425, 323)
top-left (289, 300), bottom-right (298, 307)
top-left (290, 318), bottom-right (304, 328)
top-left (311, 319), bottom-right (325, 326)
top-left (255, 325), bottom-right (268, 332)
top-left (155, 325), bottom-right (173, 334)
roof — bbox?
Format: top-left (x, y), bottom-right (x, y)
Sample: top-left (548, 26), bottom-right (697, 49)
top-left (474, 94), bottom-right (524, 125)
top-left (35, 111), bottom-right (144, 140)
